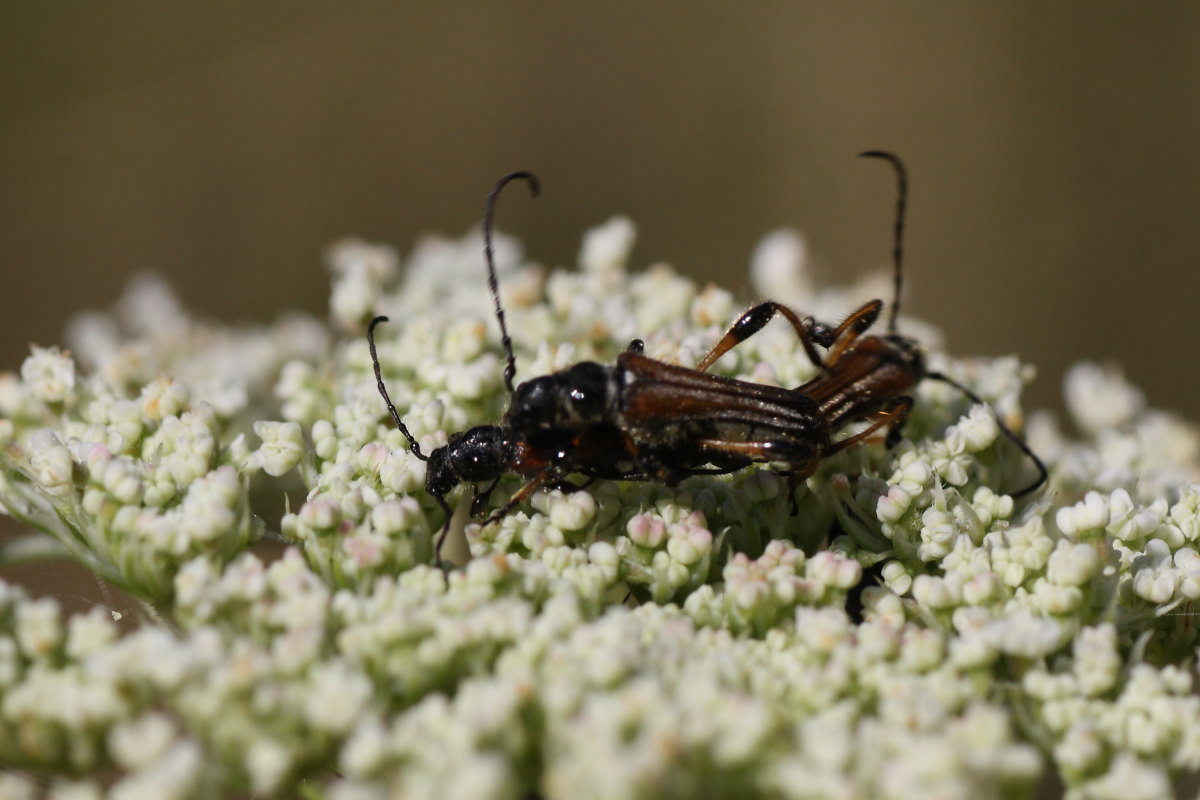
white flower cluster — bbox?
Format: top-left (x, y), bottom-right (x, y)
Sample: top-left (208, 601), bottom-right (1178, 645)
top-left (1035, 362), bottom-right (1200, 498)
top-left (66, 273), bottom-right (329, 419)
top-left (1, 219), bottom-right (1198, 797)
top-left (0, 370), bottom-right (264, 602)
top-left (0, 554), bottom-right (1040, 800)
top-left (0, 274), bottom-right (327, 601)
top-left (1022, 625), bottom-right (1200, 789)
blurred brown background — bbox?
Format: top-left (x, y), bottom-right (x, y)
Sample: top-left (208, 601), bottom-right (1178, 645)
top-left (2, 2), bottom-right (1200, 420)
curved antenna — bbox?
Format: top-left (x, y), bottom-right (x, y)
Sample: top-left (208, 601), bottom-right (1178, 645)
top-left (927, 370), bottom-right (1048, 498)
top-left (368, 316), bottom-right (429, 462)
top-left (858, 151), bottom-right (908, 334)
top-left (484, 171), bottom-right (541, 396)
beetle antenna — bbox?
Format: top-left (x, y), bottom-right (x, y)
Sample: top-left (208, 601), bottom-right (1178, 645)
top-left (859, 151), bottom-right (907, 334)
top-left (926, 370), bottom-right (1047, 498)
top-left (368, 315), bottom-right (429, 462)
top-left (484, 171), bottom-right (541, 396)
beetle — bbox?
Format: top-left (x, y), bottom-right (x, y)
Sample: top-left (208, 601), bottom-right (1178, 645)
top-left (371, 158), bottom-right (1045, 563)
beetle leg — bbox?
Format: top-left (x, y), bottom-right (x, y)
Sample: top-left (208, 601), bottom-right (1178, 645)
top-left (469, 477), bottom-right (503, 517)
top-left (696, 301), bottom-right (827, 373)
top-left (823, 396), bottom-right (913, 456)
top-left (481, 471), bottom-right (550, 528)
top-left (823, 300), bottom-right (884, 363)
top-left (546, 476), bottom-right (599, 494)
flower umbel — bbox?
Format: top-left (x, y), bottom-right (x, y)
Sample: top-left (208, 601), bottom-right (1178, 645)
top-left (0, 220), bottom-right (1197, 797)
